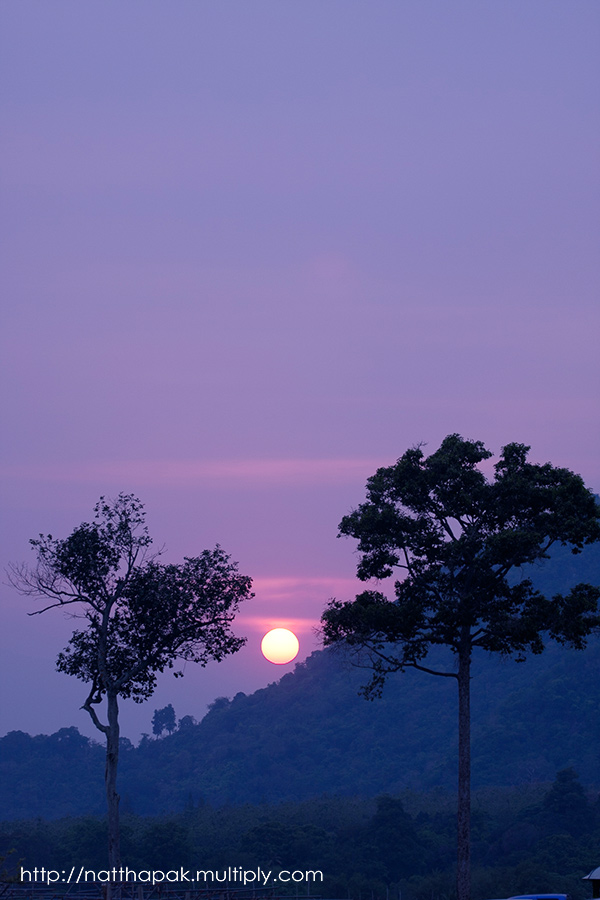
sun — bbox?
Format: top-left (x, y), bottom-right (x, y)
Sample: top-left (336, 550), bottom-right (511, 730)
top-left (261, 628), bottom-right (299, 665)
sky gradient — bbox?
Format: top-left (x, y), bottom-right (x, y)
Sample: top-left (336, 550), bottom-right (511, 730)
top-left (1, 1), bottom-right (599, 741)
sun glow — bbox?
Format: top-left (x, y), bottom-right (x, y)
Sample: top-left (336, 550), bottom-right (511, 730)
top-left (261, 628), bottom-right (299, 665)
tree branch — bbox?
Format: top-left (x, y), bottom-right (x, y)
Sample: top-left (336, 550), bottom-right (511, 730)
top-left (81, 679), bottom-right (109, 736)
top-left (408, 661), bottom-right (458, 679)
top-left (27, 597), bottom-right (88, 616)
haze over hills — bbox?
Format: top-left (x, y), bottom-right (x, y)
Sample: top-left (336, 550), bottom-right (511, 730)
top-left (1, 541), bottom-right (599, 820)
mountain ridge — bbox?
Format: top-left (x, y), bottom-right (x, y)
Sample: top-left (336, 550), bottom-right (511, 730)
top-left (2, 540), bottom-right (599, 819)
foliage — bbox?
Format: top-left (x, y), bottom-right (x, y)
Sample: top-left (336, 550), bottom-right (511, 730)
top-left (9, 494), bottom-right (253, 867)
top-left (320, 434), bottom-right (600, 900)
top-left (322, 436), bottom-right (600, 690)
top-left (2, 772), bottom-right (599, 900)
top-left (12, 495), bottom-right (253, 705)
top-left (3, 636), bottom-right (600, 819)
top-left (152, 705), bottom-right (177, 738)
top-left (55, 548), bottom-right (252, 705)
top-left (177, 715), bottom-right (197, 731)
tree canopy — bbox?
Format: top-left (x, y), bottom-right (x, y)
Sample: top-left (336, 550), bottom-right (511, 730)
top-left (10, 493), bottom-right (253, 868)
top-left (321, 434), bottom-right (600, 900)
top-left (324, 436), bottom-right (600, 684)
top-left (152, 705), bottom-right (177, 738)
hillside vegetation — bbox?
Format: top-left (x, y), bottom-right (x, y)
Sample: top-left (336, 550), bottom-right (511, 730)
top-left (1, 542), bottom-right (599, 820)
top-left (2, 771), bottom-right (600, 900)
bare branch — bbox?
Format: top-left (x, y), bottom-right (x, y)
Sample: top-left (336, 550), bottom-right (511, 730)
top-left (27, 598), bottom-right (87, 616)
top-left (408, 661), bottom-right (457, 679)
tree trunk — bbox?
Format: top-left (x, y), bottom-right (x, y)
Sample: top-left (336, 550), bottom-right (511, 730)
top-left (106, 690), bottom-right (121, 871)
top-left (457, 641), bottom-right (471, 900)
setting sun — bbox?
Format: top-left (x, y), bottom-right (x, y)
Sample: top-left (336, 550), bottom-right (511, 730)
top-left (261, 628), bottom-right (299, 665)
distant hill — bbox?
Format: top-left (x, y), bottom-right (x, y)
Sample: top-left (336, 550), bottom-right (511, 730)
top-left (1, 541), bottom-right (599, 820)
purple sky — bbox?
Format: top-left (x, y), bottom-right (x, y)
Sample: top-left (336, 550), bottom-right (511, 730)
top-left (1, 1), bottom-right (599, 742)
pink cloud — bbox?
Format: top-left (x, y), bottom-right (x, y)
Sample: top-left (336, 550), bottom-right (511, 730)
top-left (0, 457), bottom-right (384, 487)
top-left (236, 575), bottom-right (365, 638)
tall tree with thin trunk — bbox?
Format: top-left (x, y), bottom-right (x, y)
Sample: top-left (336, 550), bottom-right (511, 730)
top-left (321, 435), bottom-right (600, 900)
top-left (10, 494), bottom-right (253, 869)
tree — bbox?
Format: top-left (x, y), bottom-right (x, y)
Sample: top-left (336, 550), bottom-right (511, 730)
top-left (177, 714), bottom-right (197, 730)
top-left (321, 435), bottom-right (600, 900)
top-left (152, 704), bottom-right (176, 738)
top-left (10, 493), bottom-right (253, 868)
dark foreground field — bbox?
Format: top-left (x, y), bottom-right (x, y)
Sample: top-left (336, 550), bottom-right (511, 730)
top-left (2, 769), bottom-right (600, 900)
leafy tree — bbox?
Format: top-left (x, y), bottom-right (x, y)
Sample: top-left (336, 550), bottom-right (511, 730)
top-left (152, 704), bottom-right (176, 738)
top-left (10, 493), bottom-right (253, 868)
top-left (321, 435), bottom-right (600, 900)
top-left (177, 714), bottom-right (197, 731)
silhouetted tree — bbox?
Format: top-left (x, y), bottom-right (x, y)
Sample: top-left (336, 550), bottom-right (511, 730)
top-left (208, 696), bottom-right (230, 712)
top-left (321, 435), bottom-right (600, 900)
top-left (177, 714), bottom-right (197, 731)
top-left (152, 704), bottom-right (176, 738)
top-left (10, 494), bottom-right (253, 868)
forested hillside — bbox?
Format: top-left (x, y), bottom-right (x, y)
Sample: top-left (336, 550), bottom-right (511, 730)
top-left (2, 638), bottom-right (600, 819)
top-left (2, 542), bottom-right (598, 819)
